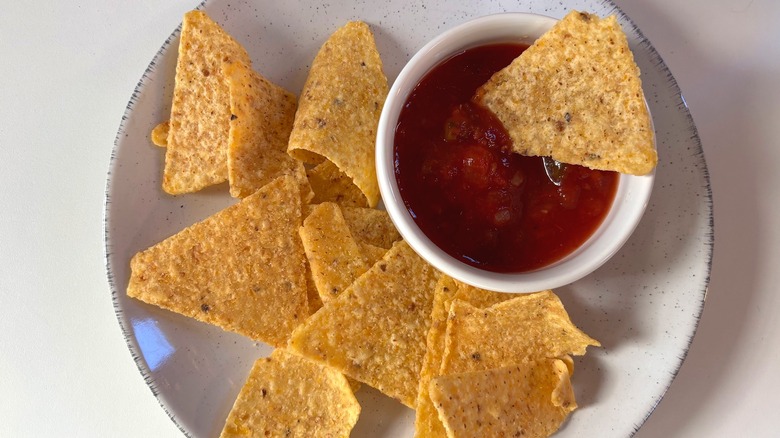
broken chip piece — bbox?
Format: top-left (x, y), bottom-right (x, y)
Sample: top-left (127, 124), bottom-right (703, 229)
top-left (429, 358), bottom-right (576, 438)
top-left (220, 348), bottom-right (360, 438)
top-left (287, 21), bottom-right (388, 207)
top-left (150, 121), bottom-right (169, 147)
top-left (127, 175), bottom-right (308, 347)
top-left (289, 240), bottom-right (440, 407)
top-left (475, 11), bottom-right (657, 175)
top-left (441, 291), bottom-right (600, 375)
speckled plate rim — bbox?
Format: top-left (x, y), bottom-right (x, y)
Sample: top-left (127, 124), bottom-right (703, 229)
top-left (104, 9), bottom-right (191, 438)
top-left (103, 1), bottom-right (713, 436)
top-left (608, 3), bottom-right (712, 432)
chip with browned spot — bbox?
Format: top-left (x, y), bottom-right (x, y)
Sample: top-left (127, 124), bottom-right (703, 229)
top-left (287, 21), bottom-right (388, 207)
top-left (127, 176), bottom-right (307, 347)
top-left (475, 11), bottom-right (656, 175)
top-left (163, 11), bottom-right (251, 194)
top-left (220, 349), bottom-right (360, 438)
top-left (289, 241), bottom-right (440, 407)
top-left (429, 358), bottom-right (576, 438)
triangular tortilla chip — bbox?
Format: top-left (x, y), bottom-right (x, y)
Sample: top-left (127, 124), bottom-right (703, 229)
top-left (220, 349), bottom-right (360, 438)
top-left (127, 176), bottom-right (307, 347)
top-left (289, 241), bottom-right (440, 407)
top-left (441, 291), bottom-right (600, 375)
top-left (475, 11), bottom-right (656, 175)
top-left (299, 202), bottom-right (370, 303)
top-left (223, 60), bottom-right (313, 200)
top-left (287, 21), bottom-right (388, 207)
top-left (163, 11), bottom-right (251, 194)
top-left (429, 358), bottom-right (576, 438)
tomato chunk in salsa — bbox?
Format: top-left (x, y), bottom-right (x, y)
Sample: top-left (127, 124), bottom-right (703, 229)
top-left (394, 43), bottom-right (618, 273)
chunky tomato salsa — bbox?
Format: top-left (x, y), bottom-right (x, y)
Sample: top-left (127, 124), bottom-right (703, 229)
top-left (394, 44), bottom-right (618, 272)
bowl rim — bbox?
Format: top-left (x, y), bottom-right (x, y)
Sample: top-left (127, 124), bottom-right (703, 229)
top-left (376, 12), bottom-right (655, 293)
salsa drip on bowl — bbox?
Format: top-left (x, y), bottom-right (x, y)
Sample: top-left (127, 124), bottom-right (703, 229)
top-left (394, 43), bottom-right (618, 273)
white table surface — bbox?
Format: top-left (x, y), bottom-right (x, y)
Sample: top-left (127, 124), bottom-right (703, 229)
top-left (1, 0), bottom-right (777, 436)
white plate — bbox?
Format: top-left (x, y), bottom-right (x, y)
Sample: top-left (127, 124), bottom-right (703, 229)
top-left (104, 1), bottom-right (712, 437)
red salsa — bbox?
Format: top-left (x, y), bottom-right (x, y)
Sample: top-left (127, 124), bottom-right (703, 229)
top-left (394, 43), bottom-right (618, 273)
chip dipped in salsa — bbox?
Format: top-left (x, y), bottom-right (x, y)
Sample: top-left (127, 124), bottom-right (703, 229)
top-left (394, 44), bottom-right (618, 273)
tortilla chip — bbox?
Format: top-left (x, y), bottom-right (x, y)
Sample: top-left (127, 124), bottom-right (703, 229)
top-left (440, 291), bottom-right (600, 375)
top-left (303, 204), bottom-right (316, 219)
top-left (223, 61), bottom-right (296, 155)
top-left (127, 176), bottom-right (307, 347)
top-left (287, 21), bottom-right (388, 207)
top-left (475, 11), bottom-right (656, 175)
top-left (550, 358), bottom-right (576, 409)
top-left (429, 358), bottom-right (576, 438)
top-left (560, 354), bottom-right (575, 376)
top-left (220, 349), bottom-right (360, 438)
top-left (453, 281), bottom-right (516, 309)
top-left (302, 205), bottom-right (401, 249)
top-left (151, 121), bottom-right (169, 147)
top-left (415, 278), bottom-right (516, 437)
top-left (299, 203), bottom-right (370, 303)
top-left (304, 260), bottom-right (323, 316)
top-left (359, 242), bottom-right (387, 267)
top-left (307, 160), bottom-right (369, 207)
top-left (340, 207), bottom-right (401, 249)
top-left (289, 241), bottom-right (440, 407)
top-left (223, 61), bottom-right (312, 200)
top-left (414, 276), bottom-right (458, 438)
top-left (163, 11), bottom-right (251, 194)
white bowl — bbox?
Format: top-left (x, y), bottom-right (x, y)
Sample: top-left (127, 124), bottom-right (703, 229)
top-left (376, 12), bottom-right (655, 293)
